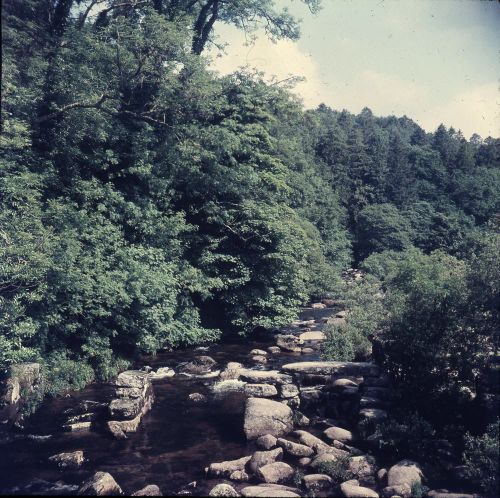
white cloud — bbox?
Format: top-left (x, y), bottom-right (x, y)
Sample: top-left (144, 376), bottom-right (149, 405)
top-left (416, 82), bottom-right (499, 138)
top-left (209, 27), bottom-right (327, 108)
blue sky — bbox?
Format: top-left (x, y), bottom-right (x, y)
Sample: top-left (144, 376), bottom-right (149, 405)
top-left (210, 0), bottom-right (499, 138)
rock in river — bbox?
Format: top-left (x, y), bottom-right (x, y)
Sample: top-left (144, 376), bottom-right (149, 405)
top-left (244, 398), bottom-right (293, 440)
top-left (48, 450), bottom-right (84, 469)
top-left (77, 472), bottom-right (122, 496)
top-left (256, 462), bottom-right (294, 484)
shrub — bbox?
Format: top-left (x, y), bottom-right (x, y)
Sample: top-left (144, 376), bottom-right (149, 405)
top-left (316, 454), bottom-right (354, 484)
top-left (43, 352), bottom-right (96, 397)
top-left (462, 420), bottom-right (499, 497)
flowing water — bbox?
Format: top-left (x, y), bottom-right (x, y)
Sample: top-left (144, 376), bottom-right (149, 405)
top-left (0, 308), bottom-right (332, 496)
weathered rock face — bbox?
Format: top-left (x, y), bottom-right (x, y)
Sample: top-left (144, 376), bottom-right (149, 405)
top-left (244, 398), bottom-right (293, 440)
top-left (208, 483), bottom-right (239, 497)
top-left (247, 447), bottom-right (283, 474)
top-left (256, 461), bottom-right (294, 484)
top-left (131, 484), bottom-right (162, 496)
top-left (77, 472), bottom-right (122, 496)
top-left (276, 438), bottom-right (314, 457)
top-left (115, 370), bottom-right (149, 389)
top-left (48, 450), bottom-right (85, 469)
top-left (109, 398), bottom-right (142, 420)
top-left (279, 384), bottom-right (299, 399)
top-left (207, 455), bottom-right (252, 478)
top-left (107, 370), bottom-right (154, 439)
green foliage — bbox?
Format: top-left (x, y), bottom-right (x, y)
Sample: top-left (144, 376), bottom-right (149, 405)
top-left (372, 412), bottom-right (437, 462)
top-left (43, 352), bottom-right (96, 397)
top-left (356, 203), bottom-right (412, 260)
top-left (411, 482), bottom-right (430, 498)
top-left (462, 420), bottom-right (500, 497)
top-left (316, 455), bottom-right (354, 484)
top-left (322, 276), bottom-right (384, 361)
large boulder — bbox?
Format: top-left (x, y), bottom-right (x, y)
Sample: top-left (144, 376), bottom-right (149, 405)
top-left (48, 450), bottom-right (84, 469)
top-left (78, 472), bottom-right (122, 496)
top-left (387, 460), bottom-right (423, 487)
top-left (244, 398), bottom-right (293, 440)
top-left (256, 462), bottom-right (294, 484)
top-left (208, 484), bottom-right (239, 497)
top-left (248, 448), bottom-right (283, 474)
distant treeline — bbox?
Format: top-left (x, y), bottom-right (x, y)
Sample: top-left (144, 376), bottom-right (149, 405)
top-left (1, 1), bottom-right (499, 390)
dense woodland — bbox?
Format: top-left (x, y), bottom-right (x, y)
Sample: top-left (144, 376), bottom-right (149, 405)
top-left (1, 1), bottom-right (499, 492)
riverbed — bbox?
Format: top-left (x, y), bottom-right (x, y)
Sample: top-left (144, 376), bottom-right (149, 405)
top-left (0, 307), bottom-right (333, 496)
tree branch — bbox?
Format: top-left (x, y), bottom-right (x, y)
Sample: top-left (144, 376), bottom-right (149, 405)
top-left (35, 94), bottom-right (114, 123)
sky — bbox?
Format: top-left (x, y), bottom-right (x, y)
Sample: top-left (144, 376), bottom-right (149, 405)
top-left (209, 0), bottom-right (500, 138)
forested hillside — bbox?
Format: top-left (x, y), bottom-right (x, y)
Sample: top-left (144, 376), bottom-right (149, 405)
top-left (1, 0), bottom-right (499, 402)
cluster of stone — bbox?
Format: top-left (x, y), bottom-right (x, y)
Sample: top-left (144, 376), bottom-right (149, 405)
top-left (106, 370), bottom-right (154, 440)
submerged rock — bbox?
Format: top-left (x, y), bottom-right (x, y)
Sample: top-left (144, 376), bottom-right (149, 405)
top-left (48, 450), bottom-right (84, 469)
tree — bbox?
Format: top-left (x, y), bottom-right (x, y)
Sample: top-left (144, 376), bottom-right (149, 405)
top-left (356, 204), bottom-right (412, 261)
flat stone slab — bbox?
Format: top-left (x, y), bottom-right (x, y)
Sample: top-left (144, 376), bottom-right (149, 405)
top-left (282, 361), bottom-right (380, 377)
top-left (299, 331), bottom-right (326, 342)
